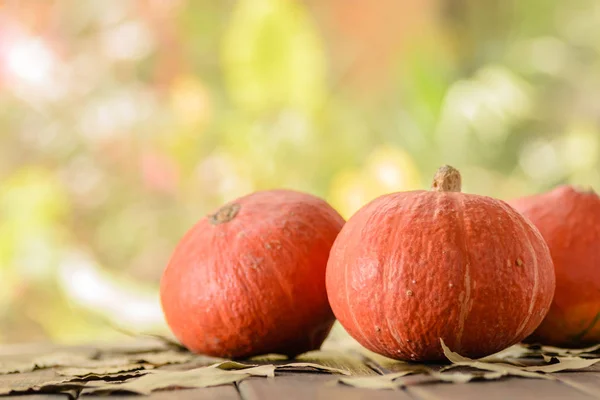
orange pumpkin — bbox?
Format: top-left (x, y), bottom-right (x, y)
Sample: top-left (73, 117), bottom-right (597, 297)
top-left (510, 186), bottom-right (600, 347)
top-left (326, 166), bottom-right (555, 361)
top-left (161, 190), bottom-right (344, 358)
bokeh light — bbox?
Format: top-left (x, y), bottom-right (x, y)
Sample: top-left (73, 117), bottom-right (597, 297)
top-left (1, 0), bottom-right (599, 344)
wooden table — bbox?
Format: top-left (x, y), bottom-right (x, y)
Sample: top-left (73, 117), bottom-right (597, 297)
top-left (1, 340), bottom-right (599, 399)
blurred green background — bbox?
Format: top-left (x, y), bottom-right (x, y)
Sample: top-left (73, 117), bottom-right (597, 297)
top-left (1, 0), bottom-right (599, 344)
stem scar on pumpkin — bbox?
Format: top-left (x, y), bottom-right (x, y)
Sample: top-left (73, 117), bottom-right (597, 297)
top-left (209, 203), bottom-right (241, 225)
top-left (431, 165), bottom-right (462, 192)
top-left (516, 258), bottom-right (524, 267)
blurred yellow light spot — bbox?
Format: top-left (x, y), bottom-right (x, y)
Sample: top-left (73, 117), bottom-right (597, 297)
top-left (328, 147), bottom-right (421, 218)
top-left (170, 75), bottom-right (212, 127)
top-left (561, 124), bottom-right (599, 171)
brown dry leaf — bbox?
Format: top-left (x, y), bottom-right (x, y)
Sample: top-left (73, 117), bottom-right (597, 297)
top-left (441, 339), bottom-right (599, 375)
top-left (337, 361), bottom-right (512, 390)
top-left (338, 368), bottom-right (507, 390)
top-left (125, 350), bottom-right (194, 366)
top-left (0, 372), bottom-right (85, 396)
top-left (276, 362), bottom-right (351, 375)
top-left (0, 347), bottom-right (195, 377)
top-left (82, 363), bottom-right (275, 395)
top-left (74, 357), bottom-right (133, 368)
top-left (479, 344), bottom-right (531, 365)
top-left (0, 381), bottom-right (87, 397)
top-left (359, 348), bottom-right (421, 374)
top-left (440, 339), bottom-right (552, 380)
top-left (0, 361), bottom-right (36, 374)
top-left (516, 343), bottom-right (600, 360)
top-left (69, 370), bottom-right (149, 382)
top-left (540, 344), bottom-right (600, 357)
top-left (522, 357), bottom-right (600, 373)
top-left (0, 353), bottom-right (94, 374)
top-left (249, 354), bottom-right (288, 362)
top-left (0, 365), bottom-right (153, 396)
top-left (214, 361), bottom-right (257, 370)
top-left (428, 370), bottom-right (506, 384)
top-left (440, 341), bottom-right (472, 364)
top-left (56, 363), bottom-right (154, 377)
top-left (338, 370), bottom-right (417, 390)
top-left (296, 350), bottom-right (377, 375)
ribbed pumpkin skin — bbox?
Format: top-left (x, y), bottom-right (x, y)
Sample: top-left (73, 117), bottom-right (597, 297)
top-left (510, 186), bottom-right (600, 347)
top-left (326, 191), bottom-right (555, 361)
top-left (161, 190), bottom-right (344, 358)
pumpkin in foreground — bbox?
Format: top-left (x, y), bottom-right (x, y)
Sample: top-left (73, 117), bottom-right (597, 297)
top-left (326, 165), bottom-right (556, 361)
top-left (510, 186), bottom-right (600, 347)
top-left (161, 190), bottom-right (345, 358)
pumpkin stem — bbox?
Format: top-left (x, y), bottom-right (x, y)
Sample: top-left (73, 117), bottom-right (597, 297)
top-left (209, 203), bottom-right (241, 225)
top-left (431, 165), bottom-right (462, 192)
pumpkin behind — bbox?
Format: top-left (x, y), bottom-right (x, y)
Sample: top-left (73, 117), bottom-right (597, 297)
top-left (510, 186), bottom-right (600, 347)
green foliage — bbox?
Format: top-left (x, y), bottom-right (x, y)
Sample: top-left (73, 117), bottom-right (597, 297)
top-left (0, 0), bottom-right (599, 343)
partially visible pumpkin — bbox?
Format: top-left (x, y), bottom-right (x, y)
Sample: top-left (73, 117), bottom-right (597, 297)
top-left (326, 166), bottom-right (555, 361)
top-left (510, 186), bottom-right (600, 347)
top-left (161, 190), bottom-right (344, 358)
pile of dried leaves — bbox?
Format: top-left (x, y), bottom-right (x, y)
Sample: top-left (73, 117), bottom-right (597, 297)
top-left (0, 335), bottom-right (598, 397)
top-left (339, 341), bottom-right (600, 393)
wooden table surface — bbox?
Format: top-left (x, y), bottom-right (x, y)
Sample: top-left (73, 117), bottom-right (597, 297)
top-left (1, 340), bottom-right (599, 399)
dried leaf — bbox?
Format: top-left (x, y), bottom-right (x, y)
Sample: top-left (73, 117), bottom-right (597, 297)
top-left (126, 350), bottom-right (194, 366)
top-left (522, 357), bottom-right (600, 373)
top-left (338, 371), bottom-right (416, 389)
top-left (440, 340), bottom-right (473, 363)
top-left (440, 339), bottom-right (552, 380)
top-left (0, 372), bottom-right (86, 396)
top-left (56, 363), bottom-right (154, 377)
top-left (540, 344), bottom-right (600, 357)
top-left (0, 382), bottom-right (87, 397)
top-left (428, 370), bottom-right (506, 384)
top-left (440, 339), bottom-right (600, 377)
top-left (276, 362), bottom-right (351, 375)
top-left (82, 363), bottom-right (275, 395)
top-left (249, 354), bottom-right (288, 362)
top-left (296, 350), bottom-right (377, 375)
top-left (0, 361), bottom-right (35, 374)
top-left (213, 361), bottom-right (257, 370)
top-left (441, 359), bottom-right (547, 380)
top-left (69, 370), bottom-right (149, 382)
top-left (359, 349), bottom-right (421, 373)
top-left (0, 347), bottom-right (195, 377)
top-left (338, 368), bottom-right (507, 390)
top-left (479, 344), bottom-right (531, 364)
top-left (0, 353), bottom-right (94, 374)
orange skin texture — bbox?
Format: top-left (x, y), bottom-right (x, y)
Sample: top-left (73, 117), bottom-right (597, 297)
top-left (510, 186), bottom-right (600, 347)
top-left (326, 191), bottom-right (555, 361)
top-left (160, 190), bottom-right (345, 358)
